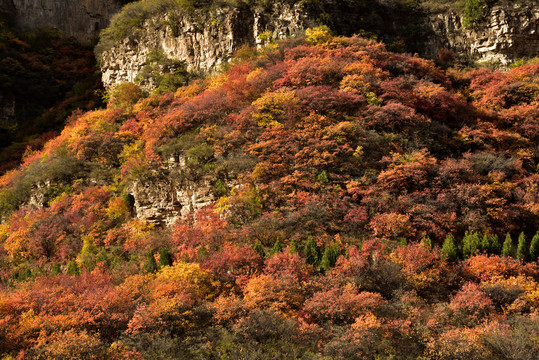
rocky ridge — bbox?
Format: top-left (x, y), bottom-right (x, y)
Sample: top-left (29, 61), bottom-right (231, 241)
top-left (100, 1), bottom-right (539, 89)
top-left (101, 1), bottom-right (309, 90)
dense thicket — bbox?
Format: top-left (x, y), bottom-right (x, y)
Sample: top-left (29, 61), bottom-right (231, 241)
top-left (1, 30), bottom-right (538, 358)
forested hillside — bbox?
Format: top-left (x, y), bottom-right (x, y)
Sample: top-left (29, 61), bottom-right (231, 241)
top-left (0, 29), bottom-right (538, 358)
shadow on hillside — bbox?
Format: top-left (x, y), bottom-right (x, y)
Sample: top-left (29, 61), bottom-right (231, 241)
top-left (304, 0), bottom-right (432, 55)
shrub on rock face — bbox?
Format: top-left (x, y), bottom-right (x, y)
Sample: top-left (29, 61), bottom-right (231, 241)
top-left (463, 0), bottom-right (487, 28)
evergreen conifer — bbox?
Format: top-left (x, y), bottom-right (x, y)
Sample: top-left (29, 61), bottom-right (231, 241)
top-left (253, 240), bottom-right (265, 259)
top-left (321, 244), bottom-right (341, 272)
top-left (421, 236), bottom-right (432, 249)
top-left (441, 233), bottom-right (458, 261)
top-left (270, 239), bottom-right (283, 255)
top-left (289, 239), bottom-right (299, 254)
top-left (501, 233), bottom-right (513, 257)
top-left (517, 232), bottom-right (527, 262)
top-left (481, 233), bottom-right (501, 254)
top-left (462, 231), bottom-right (481, 257)
top-left (144, 250), bottom-right (158, 273)
top-left (304, 236), bottom-right (321, 266)
top-left (529, 231), bottom-right (539, 261)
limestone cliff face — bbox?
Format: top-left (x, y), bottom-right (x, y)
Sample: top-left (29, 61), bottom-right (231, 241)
top-left (20, 161), bottom-right (221, 226)
top-left (127, 170), bottom-right (216, 226)
top-left (426, 4), bottom-right (539, 65)
top-left (4, 0), bottom-right (123, 41)
top-left (126, 155), bottom-right (237, 225)
top-left (101, 2), bottom-right (310, 89)
top-left (100, 1), bottom-right (539, 89)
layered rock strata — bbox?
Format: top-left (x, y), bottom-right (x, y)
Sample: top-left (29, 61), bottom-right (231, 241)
top-left (100, 2), bottom-right (309, 89)
top-left (426, 3), bottom-right (539, 65)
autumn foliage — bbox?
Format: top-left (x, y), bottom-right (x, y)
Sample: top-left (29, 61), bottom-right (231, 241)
top-left (0, 30), bottom-right (538, 358)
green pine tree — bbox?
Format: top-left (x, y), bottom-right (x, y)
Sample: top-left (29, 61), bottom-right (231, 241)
top-left (304, 236), bottom-right (321, 266)
top-left (159, 248), bottom-right (173, 268)
top-left (517, 232), bottom-right (527, 262)
top-left (529, 231), bottom-right (539, 261)
top-left (270, 239), bottom-right (283, 255)
top-left (490, 234), bottom-right (501, 254)
top-left (441, 233), bottom-right (458, 262)
top-left (289, 239), bottom-right (299, 254)
top-left (253, 240), bottom-right (265, 259)
top-left (481, 233), bottom-right (501, 254)
top-left (144, 250), bottom-right (158, 273)
top-left (321, 244), bottom-right (341, 272)
top-left (480, 234), bottom-right (489, 252)
top-left (501, 233), bottom-right (514, 257)
top-left (421, 236), bottom-right (432, 249)
top-left (462, 231), bottom-right (481, 258)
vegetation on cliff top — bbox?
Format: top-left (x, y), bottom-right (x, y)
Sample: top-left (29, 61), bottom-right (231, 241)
top-left (96, 0), bottom-right (536, 62)
top-left (96, 0), bottom-right (430, 58)
top-left (95, 0), bottom-right (291, 56)
top-left (0, 30), bottom-right (539, 358)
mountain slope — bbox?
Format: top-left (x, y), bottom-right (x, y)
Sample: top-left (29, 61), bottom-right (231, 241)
top-left (0, 31), bottom-right (538, 358)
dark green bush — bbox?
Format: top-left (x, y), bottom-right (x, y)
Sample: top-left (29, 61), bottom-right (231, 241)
top-left (135, 50), bottom-right (188, 92)
top-left (144, 250), bottom-right (158, 273)
top-left (463, 0), bottom-right (486, 28)
top-left (159, 247), bottom-right (174, 267)
top-left (321, 243), bottom-right (341, 272)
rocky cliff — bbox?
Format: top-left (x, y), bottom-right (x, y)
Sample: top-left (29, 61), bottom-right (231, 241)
top-left (101, 1), bottom-right (309, 90)
top-left (1, 0), bottom-right (123, 41)
top-left (427, 3), bottom-right (539, 65)
top-left (99, 1), bottom-right (539, 89)
top-left (127, 169), bottom-right (216, 226)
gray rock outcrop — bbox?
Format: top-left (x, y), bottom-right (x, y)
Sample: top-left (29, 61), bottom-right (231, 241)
top-left (3, 0), bottom-right (123, 41)
top-left (100, 1), bottom-right (309, 90)
top-left (99, 1), bottom-right (539, 89)
top-left (426, 3), bottom-right (539, 65)
top-left (126, 168), bottom-right (215, 226)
